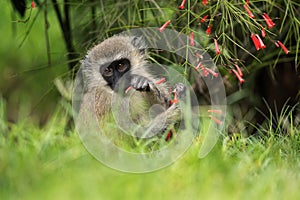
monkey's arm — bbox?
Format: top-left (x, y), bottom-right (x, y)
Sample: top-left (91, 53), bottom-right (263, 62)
top-left (135, 82), bottom-right (186, 138)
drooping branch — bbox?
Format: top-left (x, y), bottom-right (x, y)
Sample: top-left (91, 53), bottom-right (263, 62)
top-left (51, 0), bottom-right (79, 71)
top-left (44, 0), bottom-right (51, 66)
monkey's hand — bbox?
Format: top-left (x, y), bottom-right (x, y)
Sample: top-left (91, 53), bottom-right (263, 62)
top-left (168, 83), bottom-right (187, 106)
top-left (131, 75), bottom-right (151, 92)
top-left (173, 83), bottom-right (186, 99)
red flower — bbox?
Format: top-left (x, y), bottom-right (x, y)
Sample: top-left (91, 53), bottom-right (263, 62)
top-left (205, 67), bottom-right (219, 77)
top-left (209, 115), bottom-right (222, 125)
top-left (200, 15), bottom-right (209, 23)
top-left (276, 41), bottom-right (289, 54)
top-left (159, 20), bottom-right (171, 32)
top-left (251, 34), bottom-right (260, 50)
top-left (232, 69), bottom-right (245, 84)
top-left (246, 0), bottom-right (249, 5)
top-left (178, 0), bottom-right (186, 10)
top-left (208, 109), bottom-right (223, 115)
top-left (125, 86), bottom-right (133, 93)
top-left (196, 62), bottom-right (209, 77)
top-left (262, 13), bottom-right (275, 29)
top-left (214, 38), bottom-right (221, 55)
top-left (251, 33), bottom-right (266, 50)
top-left (155, 77), bottom-right (166, 84)
top-left (206, 25), bottom-right (212, 35)
top-left (243, 4), bottom-right (255, 19)
top-left (255, 34), bottom-right (266, 49)
top-left (196, 53), bottom-right (203, 60)
top-left (170, 92), bottom-right (179, 104)
top-left (202, 0), bottom-right (208, 6)
top-left (165, 130), bottom-right (173, 141)
top-left (234, 64), bottom-right (243, 77)
top-left (190, 32), bottom-right (195, 46)
top-left (31, 1), bottom-right (36, 8)
top-left (261, 26), bottom-right (266, 38)
top-left (196, 64), bottom-right (219, 78)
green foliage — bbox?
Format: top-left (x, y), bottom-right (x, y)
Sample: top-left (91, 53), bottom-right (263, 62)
top-left (0, 1), bottom-right (68, 123)
top-left (1, 0), bottom-right (299, 123)
top-left (1, 99), bottom-right (300, 199)
top-left (73, 0), bottom-right (300, 69)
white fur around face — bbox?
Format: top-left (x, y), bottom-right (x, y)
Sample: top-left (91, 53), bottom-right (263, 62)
top-left (81, 35), bottom-right (148, 93)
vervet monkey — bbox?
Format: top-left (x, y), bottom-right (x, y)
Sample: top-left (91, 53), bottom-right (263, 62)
top-left (78, 35), bottom-right (186, 139)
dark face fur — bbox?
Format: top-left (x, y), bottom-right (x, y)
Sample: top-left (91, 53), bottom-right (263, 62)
top-left (99, 58), bottom-right (131, 90)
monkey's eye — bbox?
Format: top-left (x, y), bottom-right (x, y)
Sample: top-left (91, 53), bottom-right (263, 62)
top-left (117, 62), bottom-right (128, 72)
top-left (103, 67), bottom-right (113, 77)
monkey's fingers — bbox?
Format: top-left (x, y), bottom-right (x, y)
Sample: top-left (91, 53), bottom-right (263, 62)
top-left (173, 83), bottom-right (186, 99)
top-left (170, 93), bottom-right (179, 105)
top-left (131, 75), bottom-right (151, 91)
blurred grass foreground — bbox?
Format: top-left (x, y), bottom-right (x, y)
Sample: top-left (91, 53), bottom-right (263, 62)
top-left (1, 97), bottom-right (300, 199)
top-left (1, 0), bottom-right (300, 199)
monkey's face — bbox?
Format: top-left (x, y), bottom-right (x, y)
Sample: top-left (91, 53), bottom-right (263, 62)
top-left (100, 58), bottom-right (131, 90)
top-left (82, 35), bottom-right (146, 92)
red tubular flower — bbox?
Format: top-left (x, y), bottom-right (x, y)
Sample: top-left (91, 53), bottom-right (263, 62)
top-left (31, 1), bottom-right (36, 8)
top-left (155, 77), bottom-right (166, 84)
top-left (196, 53), bottom-right (203, 60)
top-left (234, 64), bottom-right (243, 77)
top-left (255, 34), bottom-right (266, 49)
top-left (276, 40), bottom-right (289, 54)
top-left (232, 69), bottom-right (245, 84)
top-left (251, 34), bottom-right (260, 50)
top-left (200, 15), bottom-right (209, 23)
top-left (165, 130), bottom-right (173, 141)
top-left (261, 26), bottom-right (266, 38)
top-left (202, 0), bottom-right (208, 6)
top-left (208, 109), bottom-right (223, 115)
top-left (206, 25), bottom-right (212, 35)
top-left (125, 86), bottom-right (133, 93)
top-left (178, 0), bottom-right (186, 10)
top-left (214, 38), bottom-right (221, 55)
top-left (274, 41), bottom-right (280, 47)
top-left (190, 32), bottom-right (195, 46)
top-left (262, 13), bottom-right (275, 29)
top-left (209, 115), bottom-right (222, 125)
top-left (195, 64), bottom-right (200, 71)
top-left (251, 33), bottom-right (266, 50)
top-left (246, 0), bottom-right (249, 4)
top-left (170, 93), bottom-right (179, 104)
top-left (159, 20), bottom-right (171, 32)
top-left (243, 4), bottom-right (255, 19)
top-left (205, 67), bottom-right (219, 77)
top-left (196, 62), bottom-right (209, 77)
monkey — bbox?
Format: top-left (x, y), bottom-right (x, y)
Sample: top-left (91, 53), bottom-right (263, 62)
top-left (76, 34), bottom-right (186, 143)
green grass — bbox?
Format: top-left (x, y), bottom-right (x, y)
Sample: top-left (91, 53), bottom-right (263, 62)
top-left (1, 98), bottom-right (300, 200)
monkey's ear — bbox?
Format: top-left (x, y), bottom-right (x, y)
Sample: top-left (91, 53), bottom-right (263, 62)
top-left (131, 36), bottom-right (147, 54)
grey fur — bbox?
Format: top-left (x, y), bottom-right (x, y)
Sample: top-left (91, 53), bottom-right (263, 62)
top-left (79, 35), bottom-right (182, 138)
